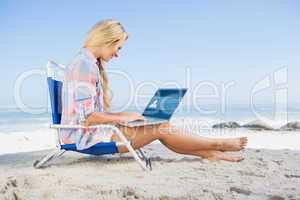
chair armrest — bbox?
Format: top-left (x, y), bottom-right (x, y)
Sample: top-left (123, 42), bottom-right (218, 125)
top-left (50, 124), bottom-right (118, 129)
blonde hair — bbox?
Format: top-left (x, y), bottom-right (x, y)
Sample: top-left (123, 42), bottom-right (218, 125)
top-left (83, 19), bottom-right (128, 110)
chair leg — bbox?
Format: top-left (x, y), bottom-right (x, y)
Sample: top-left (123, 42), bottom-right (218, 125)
top-left (114, 129), bottom-right (149, 171)
top-left (137, 149), bottom-right (152, 171)
top-left (127, 144), bottom-right (150, 171)
top-left (33, 149), bottom-right (66, 169)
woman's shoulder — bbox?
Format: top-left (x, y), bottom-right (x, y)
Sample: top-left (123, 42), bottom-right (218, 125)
top-left (67, 50), bottom-right (98, 74)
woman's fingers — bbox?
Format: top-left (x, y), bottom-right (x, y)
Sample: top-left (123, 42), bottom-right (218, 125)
top-left (118, 112), bottom-right (145, 122)
top-left (80, 119), bottom-right (91, 127)
top-left (137, 114), bottom-right (145, 120)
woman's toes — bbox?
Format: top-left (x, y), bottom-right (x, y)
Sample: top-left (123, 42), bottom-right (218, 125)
top-left (205, 151), bottom-right (244, 162)
top-left (240, 137), bottom-right (248, 146)
top-left (219, 153), bottom-right (244, 162)
top-left (225, 156), bottom-right (244, 162)
top-left (240, 137), bottom-right (247, 143)
top-left (220, 137), bottom-right (248, 151)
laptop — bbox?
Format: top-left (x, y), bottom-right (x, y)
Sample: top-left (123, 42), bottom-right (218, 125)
top-left (119, 88), bottom-right (187, 127)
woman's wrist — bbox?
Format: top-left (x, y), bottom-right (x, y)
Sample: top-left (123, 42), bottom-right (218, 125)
top-left (87, 112), bottom-right (132, 124)
top-left (85, 111), bottom-right (143, 125)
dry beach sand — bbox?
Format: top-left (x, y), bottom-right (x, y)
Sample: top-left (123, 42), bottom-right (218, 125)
top-left (0, 143), bottom-right (300, 200)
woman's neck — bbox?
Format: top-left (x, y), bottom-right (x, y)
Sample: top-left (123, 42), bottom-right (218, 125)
top-left (85, 47), bottom-right (99, 60)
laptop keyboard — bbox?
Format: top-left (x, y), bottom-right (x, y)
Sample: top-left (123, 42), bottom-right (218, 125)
top-left (130, 118), bottom-right (160, 123)
top-left (145, 117), bottom-right (160, 122)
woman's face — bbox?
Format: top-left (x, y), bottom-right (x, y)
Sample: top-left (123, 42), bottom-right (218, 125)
top-left (99, 37), bottom-right (126, 62)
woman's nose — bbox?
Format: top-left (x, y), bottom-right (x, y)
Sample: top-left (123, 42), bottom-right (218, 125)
top-left (114, 52), bottom-right (119, 58)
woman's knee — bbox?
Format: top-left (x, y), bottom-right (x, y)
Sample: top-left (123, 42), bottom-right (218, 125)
top-left (113, 123), bottom-right (174, 141)
top-left (155, 122), bottom-right (176, 139)
top-left (111, 125), bottom-right (136, 141)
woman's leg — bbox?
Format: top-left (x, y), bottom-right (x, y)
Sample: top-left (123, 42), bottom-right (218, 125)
top-left (159, 139), bottom-right (244, 162)
top-left (112, 123), bottom-right (247, 152)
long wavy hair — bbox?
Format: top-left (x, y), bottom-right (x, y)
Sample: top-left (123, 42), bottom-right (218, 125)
top-left (83, 19), bottom-right (128, 110)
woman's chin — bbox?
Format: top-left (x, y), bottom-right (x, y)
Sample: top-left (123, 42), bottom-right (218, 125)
top-left (104, 58), bottom-right (112, 63)
top-left (100, 58), bottom-right (109, 63)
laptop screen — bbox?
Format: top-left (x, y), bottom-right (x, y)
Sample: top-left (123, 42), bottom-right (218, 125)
top-left (142, 88), bottom-right (187, 119)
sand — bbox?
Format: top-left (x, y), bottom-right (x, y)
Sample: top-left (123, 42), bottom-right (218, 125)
top-left (1, 143), bottom-right (300, 200)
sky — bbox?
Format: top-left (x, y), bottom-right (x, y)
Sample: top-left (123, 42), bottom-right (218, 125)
top-left (0, 0), bottom-right (299, 112)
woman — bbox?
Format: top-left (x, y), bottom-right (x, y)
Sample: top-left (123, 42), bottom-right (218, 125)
top-left (61, 19), bottom-right (248, 162)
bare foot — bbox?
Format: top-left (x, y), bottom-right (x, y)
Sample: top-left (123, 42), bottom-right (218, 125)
top-left (198, 150), bottom-right (244, 162)
top-left (219, 137), bottom-right (248, 152)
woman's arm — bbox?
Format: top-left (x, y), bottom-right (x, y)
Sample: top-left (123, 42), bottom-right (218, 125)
top-left (84, 111), bottom-right (144, 126)
top-left (108, 111), bottom-right (139, 117)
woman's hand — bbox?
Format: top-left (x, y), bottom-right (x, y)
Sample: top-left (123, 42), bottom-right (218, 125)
top-left (80, 119), bottom-right (91, 127)
top-left (118, 112), bottom-right (145, 122)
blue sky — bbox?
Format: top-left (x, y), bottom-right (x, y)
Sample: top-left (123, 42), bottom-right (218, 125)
top-left (0, 0), bottom-right (299, 111)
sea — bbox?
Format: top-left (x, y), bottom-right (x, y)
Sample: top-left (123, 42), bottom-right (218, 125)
top-left (0, 104), bottom-right (300, 155)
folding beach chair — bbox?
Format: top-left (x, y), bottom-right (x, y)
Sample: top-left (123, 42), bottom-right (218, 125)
top-left (33, 61), bottom-right (151, 171)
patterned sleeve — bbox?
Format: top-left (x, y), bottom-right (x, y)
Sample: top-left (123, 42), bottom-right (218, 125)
top-left (70, 59), bottom-right (98, 120)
